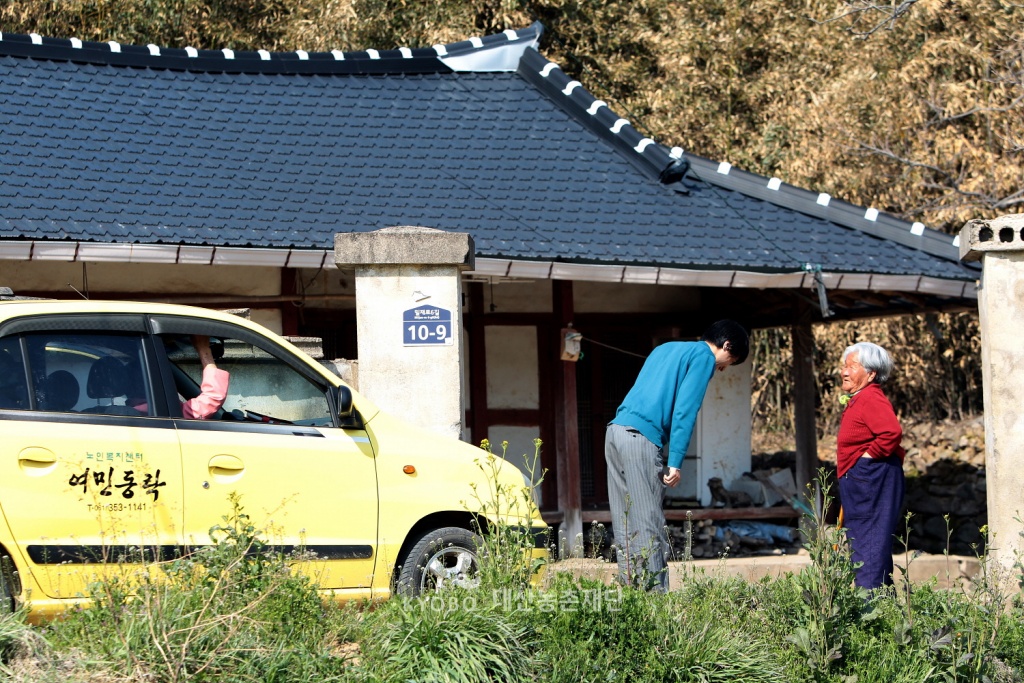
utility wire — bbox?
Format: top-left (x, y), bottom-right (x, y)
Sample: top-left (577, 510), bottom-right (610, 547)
top-left (581, 336), bottom-right (649, 359)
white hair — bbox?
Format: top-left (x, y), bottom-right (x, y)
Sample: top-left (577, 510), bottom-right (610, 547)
top-left (842, 342), bottom-right (894, 384)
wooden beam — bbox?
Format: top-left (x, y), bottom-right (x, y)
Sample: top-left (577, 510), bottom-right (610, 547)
top-left (566, 506), bottom-right (800, 525)
top-left (15, 291), bottom-right (354, 306)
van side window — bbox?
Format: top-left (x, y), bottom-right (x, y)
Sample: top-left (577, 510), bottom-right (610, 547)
top-left (21, 333), bottom-right (150, 416)
top-left (0, 337), bottom-right (29, 410)
top-left (162, 334), bottom-right (332, 426)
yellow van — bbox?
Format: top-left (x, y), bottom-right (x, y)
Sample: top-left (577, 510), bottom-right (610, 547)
top-left (0, 299), bottom-right (547, 620)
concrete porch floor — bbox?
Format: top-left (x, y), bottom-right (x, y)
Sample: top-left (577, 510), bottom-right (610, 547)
top-left (550, 551), bottom-right (983, 591)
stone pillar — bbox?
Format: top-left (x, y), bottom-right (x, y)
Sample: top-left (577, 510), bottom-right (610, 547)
top-left (960, 213), bottom-right (1024, 573)
top-left (335, 227), bottom-right (474, 440)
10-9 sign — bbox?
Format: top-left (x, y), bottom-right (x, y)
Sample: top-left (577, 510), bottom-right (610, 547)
top-left (403, 306), bottom-right (453, 346)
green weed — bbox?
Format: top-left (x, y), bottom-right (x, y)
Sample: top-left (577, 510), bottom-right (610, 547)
top-left (40, 494), bottom-right (354, 683)
top-left (471, 438), bottom-right (548, 593)
top-left (787, 471), bottom-right (867, 679)
top-left (357, 590), bottom-right (538, 683)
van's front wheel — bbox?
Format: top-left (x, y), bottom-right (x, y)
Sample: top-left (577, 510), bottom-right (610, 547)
top-left (396, 527), bottom-right (481, 596)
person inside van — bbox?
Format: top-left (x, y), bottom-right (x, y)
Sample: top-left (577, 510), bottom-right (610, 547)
top-left (126, 335), bottom-right (229, 419)
top-left (180, 335), bottom-right (229, 419)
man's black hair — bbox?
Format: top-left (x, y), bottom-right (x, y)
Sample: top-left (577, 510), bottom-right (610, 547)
top-left (701, 320), bottom-right (749, 364)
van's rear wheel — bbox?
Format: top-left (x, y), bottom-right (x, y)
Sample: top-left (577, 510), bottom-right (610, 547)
top-left (396, 527), bottom-right (481, 596)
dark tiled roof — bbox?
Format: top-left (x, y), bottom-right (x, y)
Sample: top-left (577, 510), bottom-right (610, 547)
top-left (0, 23), bottom-right (976, 284)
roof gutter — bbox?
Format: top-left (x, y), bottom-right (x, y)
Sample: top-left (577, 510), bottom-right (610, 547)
top-left (0, 240), bottom-right (977, 299)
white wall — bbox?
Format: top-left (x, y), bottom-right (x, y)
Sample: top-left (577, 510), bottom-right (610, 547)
top-left (485, 326), bottom-right (539, 410)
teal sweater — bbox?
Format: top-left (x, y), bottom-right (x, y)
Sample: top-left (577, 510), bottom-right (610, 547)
top-left (609, 341), bottom-right (716, 469)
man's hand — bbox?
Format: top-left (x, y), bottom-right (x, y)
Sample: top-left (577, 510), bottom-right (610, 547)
top-left (662, 466), bottom-right (680, 487)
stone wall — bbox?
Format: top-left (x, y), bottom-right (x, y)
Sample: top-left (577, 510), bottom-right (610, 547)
top-left (901, 417), bottom-right (987, 554)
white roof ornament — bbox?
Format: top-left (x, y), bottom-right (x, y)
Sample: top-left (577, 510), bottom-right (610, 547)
top-left (439, 32), bottom-right (541, 72)
top-left (634, 138), bottom-right (655, 153)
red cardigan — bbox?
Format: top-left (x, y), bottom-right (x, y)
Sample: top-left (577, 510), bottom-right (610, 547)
top-left (836, 383), bottom-right (905, 478)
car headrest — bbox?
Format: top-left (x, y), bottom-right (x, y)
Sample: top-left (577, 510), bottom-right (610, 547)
top-left (41, 370), bottom-right (80, 412)
top-left (86, 356), bottom-right (127, 399)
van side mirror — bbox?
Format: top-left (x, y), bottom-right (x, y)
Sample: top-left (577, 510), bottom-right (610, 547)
top-left (335, 384), bottom-right (353, 417)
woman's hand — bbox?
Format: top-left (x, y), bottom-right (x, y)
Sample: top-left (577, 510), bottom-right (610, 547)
top-left (191, 335), bottom-right (216, 368)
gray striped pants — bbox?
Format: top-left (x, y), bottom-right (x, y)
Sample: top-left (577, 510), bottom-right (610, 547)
top-left (605, 423), bottom-right (669, 592)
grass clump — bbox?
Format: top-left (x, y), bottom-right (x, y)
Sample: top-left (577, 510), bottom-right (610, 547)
top-left (358, 589), bottom-right (538, 683)
top-left (533, 572), bottom-right (785, 683)
top-left (31, 493), bottom-right (362, 683)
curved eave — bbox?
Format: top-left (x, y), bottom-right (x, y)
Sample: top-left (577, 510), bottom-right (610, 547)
top-left (0, 240), bottom-right (977, 300)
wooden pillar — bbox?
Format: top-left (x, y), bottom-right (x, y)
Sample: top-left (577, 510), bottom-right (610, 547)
top-left (467, 283), bottom-right (488, 446)
top-left (791, 303), bottom-right (818, 506)
top-left (279, 268), bottom-right (300, 336)
top-left (553, 280), bottom-right (583, 555)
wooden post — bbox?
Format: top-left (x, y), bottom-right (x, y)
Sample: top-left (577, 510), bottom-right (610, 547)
top-left (279, 268), bottom-right (299, 336)
top-left (553, 280), bottom-right (583, 555)
top-left (467, 283), bottom-right (488, 446)
top-left (791, 304), bottom-right (818, 506)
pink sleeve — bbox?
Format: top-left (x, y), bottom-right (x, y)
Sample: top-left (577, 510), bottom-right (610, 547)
top-left (182, 365), bottom-right (230, 419)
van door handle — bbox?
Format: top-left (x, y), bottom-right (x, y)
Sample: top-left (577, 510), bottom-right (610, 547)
top-left (209, 454), bottom-right (244, 474)
top-left (19, 447), bottom-right (57, 464)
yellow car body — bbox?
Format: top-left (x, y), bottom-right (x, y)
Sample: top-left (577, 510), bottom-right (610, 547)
top-left (0, 300), bottom-right (547, 621)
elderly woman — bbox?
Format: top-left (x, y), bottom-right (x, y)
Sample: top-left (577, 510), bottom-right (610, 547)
top-left (837, 341), bottom-right (906, 589)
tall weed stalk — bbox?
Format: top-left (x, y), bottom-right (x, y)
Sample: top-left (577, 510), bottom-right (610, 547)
top-left (787, 470), bottom-right (867, 678)
top-left (471, 438), bottom-right (548, 593)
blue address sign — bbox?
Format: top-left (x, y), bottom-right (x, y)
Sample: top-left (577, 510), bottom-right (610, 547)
top-left (403, 306), bottom-right (454, 346)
